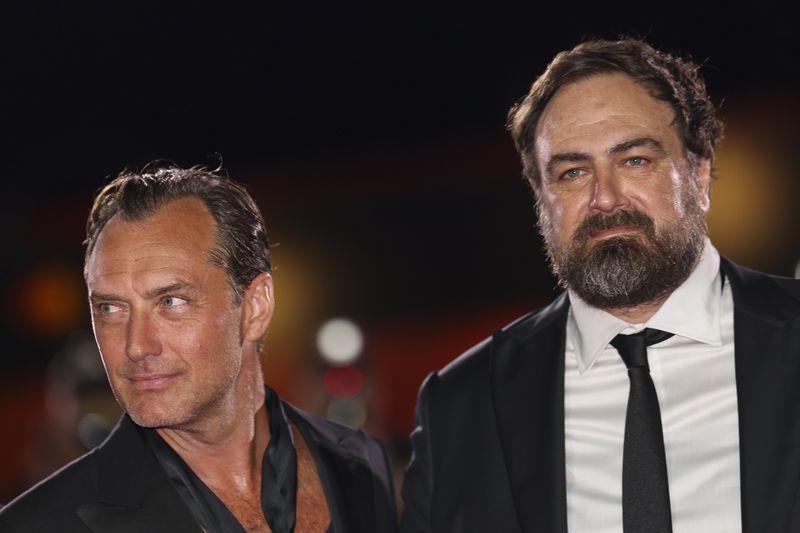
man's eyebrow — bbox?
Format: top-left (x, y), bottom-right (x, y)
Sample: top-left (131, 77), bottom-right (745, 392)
top-left (146, 282), bottom-right (198, 298)
top-left (545, 151), bottom-right (592, 176)
top-left (89, 282), bottom-right (199, 302)
top-left (89, 291), bottom-right (122, 303)
top-left (609, 137), bottom-right (666, 156)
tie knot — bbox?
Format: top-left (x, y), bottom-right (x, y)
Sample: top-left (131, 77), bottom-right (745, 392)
top-left (610, 328), bottom-right (673, 369)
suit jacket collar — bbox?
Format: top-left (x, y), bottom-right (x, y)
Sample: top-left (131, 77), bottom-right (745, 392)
top-left (723, 258), bottom-right (800, 532)
top-left (76, 415), bottom-right (203, 533)
top-left (723, 257), bottom-right (800, 326)
top-left (490, 291), bottom-right (570, 533)
top-left (284, 402), bottom-right (394, 533)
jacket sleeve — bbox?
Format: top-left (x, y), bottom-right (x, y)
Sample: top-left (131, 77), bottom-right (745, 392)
top-left (399, 373), bottom-right (438, 533)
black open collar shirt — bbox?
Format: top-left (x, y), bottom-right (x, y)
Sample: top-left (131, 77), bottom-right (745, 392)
top-left (141, 386), bottom-right (335, 533)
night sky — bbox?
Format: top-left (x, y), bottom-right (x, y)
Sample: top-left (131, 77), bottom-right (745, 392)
top-left (3, 5), bottom-right (799, 362)
top-left (5, 5), bottom-right (799, 193)
top-left (0, 3), bottom-right (797, 397)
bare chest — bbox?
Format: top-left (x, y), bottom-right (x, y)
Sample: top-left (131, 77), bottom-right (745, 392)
top-left (294, 424), bottom-right (331, 531)
top-left (210, 425), bottom-right (331, 533)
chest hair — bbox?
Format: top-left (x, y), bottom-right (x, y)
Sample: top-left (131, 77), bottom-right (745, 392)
top-left (211, 423), bottom-right (331, 532)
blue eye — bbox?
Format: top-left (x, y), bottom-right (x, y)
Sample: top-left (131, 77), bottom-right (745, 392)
top-left (562, 168), bottom-right (583, 180)
top-left (627, 157), bottom-right (647, 167)
top-left (162, 296), bottom-right (188, 308)
top-left (98, 303), bottom-right (121, 315)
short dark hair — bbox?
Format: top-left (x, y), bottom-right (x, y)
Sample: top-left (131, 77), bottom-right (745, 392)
top-left (507, 38), bottom-right (724, 190)
top-left (84, 163), bottom-right (271, 302)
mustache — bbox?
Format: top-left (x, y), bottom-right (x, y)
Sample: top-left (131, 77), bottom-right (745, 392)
top-left (573, 209), bottom-right (655, 242)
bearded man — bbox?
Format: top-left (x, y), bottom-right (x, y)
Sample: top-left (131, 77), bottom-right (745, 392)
top-left (400, 39), bottom-right (800, 533)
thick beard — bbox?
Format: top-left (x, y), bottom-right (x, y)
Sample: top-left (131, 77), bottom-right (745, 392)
top-left (538, 190), bottom-right (707, 310)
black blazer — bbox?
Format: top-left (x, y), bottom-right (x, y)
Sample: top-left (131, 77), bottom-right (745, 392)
top-left (0, 399), bottom-right (397, 533)
top-left (400, 259), bottom-right (800, 533)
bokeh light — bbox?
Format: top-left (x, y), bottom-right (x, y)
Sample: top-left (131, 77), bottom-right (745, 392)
top-left (323, 365), bottom-right (364, 399)
top-left (326, 397), bottom-right (367, 429)
top-left (316, 318), bottom-right (363, 365)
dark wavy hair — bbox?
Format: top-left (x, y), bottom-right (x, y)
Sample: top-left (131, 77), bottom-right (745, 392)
top-left (84, 162), bottom-right (271, 302)
top-left (507, 38), bottom-right (724, 191)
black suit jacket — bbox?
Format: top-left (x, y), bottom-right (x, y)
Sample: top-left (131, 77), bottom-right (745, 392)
top-left (400, 259), bottom-right (800, 533)
top-left (0, 399), bottom-right (396, 533)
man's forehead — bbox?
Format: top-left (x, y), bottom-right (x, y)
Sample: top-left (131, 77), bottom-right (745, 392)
top-left (543, 74), bottom-right (668, 121)
top-left (86, 243), bottom-right (211, 290)
top-left (86, 197), bottom-right (219, 281)
top-left (99, 198), bottom-right (215, 245)
top-left (534, 73), bottom-right (679, 155)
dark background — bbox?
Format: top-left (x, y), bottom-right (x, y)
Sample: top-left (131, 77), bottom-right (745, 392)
top-left (2, 3), bottom-right (799, 503)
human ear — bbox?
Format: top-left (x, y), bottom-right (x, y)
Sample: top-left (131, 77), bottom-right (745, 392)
top-left (242, 272), bottom-right (275, 343)
top-left (695, 157), bottom-right (712, 211)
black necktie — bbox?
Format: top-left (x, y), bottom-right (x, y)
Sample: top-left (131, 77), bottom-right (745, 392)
top-left (610, 328), bottom-right (674, 533)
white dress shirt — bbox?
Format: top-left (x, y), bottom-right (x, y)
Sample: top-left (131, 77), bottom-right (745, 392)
top-left (564, 239), bottom-right (741, 533)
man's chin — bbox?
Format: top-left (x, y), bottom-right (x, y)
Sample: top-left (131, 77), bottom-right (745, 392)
top-left (558, 231), bottom-right (703, 310)
top-left (127, 409), bottom-right (186, 429)
top-left (575, 231), bottom-right (651, 263)
top-left (120, 395), bottom-right (187, 429)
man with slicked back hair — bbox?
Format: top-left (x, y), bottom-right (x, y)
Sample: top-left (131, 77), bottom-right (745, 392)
top-left (1, 163), bottom-right (397, 533)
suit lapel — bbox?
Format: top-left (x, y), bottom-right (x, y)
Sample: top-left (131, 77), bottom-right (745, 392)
top-left (76, 416), bottom-right (203, 533)
top-left (490, 293), bottom-right (570, 533)
top-left (313, 441), bottom-right (377, 533)
top-left (76, 483), bottom-right (202, 533)
top-left (286, 404), bottom-right (391, 533)
top-left (724, 259), bottom-right (800, 533)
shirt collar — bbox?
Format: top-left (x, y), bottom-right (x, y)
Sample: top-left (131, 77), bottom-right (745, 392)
top-left (567, 238), bottom-right (723, 375)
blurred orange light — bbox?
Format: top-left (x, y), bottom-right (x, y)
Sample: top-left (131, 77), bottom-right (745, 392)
top-left (14, 266), bottom-right (83, 336)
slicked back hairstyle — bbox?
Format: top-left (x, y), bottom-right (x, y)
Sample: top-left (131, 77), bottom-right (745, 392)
top-left (507, 38), bottom-right (724, 192)
top-left (84, 163), bottom-right (271, 302)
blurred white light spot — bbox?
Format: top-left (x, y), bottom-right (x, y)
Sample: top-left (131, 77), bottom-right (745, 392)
top-left (317, 318), bottom-right (363, 365)
top-left (326, 397), bottom-right (367, 429)
top-left (795, 259), bottom-right (800, 279)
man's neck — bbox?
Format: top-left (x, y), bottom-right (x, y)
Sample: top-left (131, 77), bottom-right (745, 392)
top-left (155, 356), bottom-right (270, 495)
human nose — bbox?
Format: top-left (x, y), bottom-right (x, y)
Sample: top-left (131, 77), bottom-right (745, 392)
top-left (589, 166), bottom-right (629, 213)
top-left (125, 310), bottom-right (162, 361)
